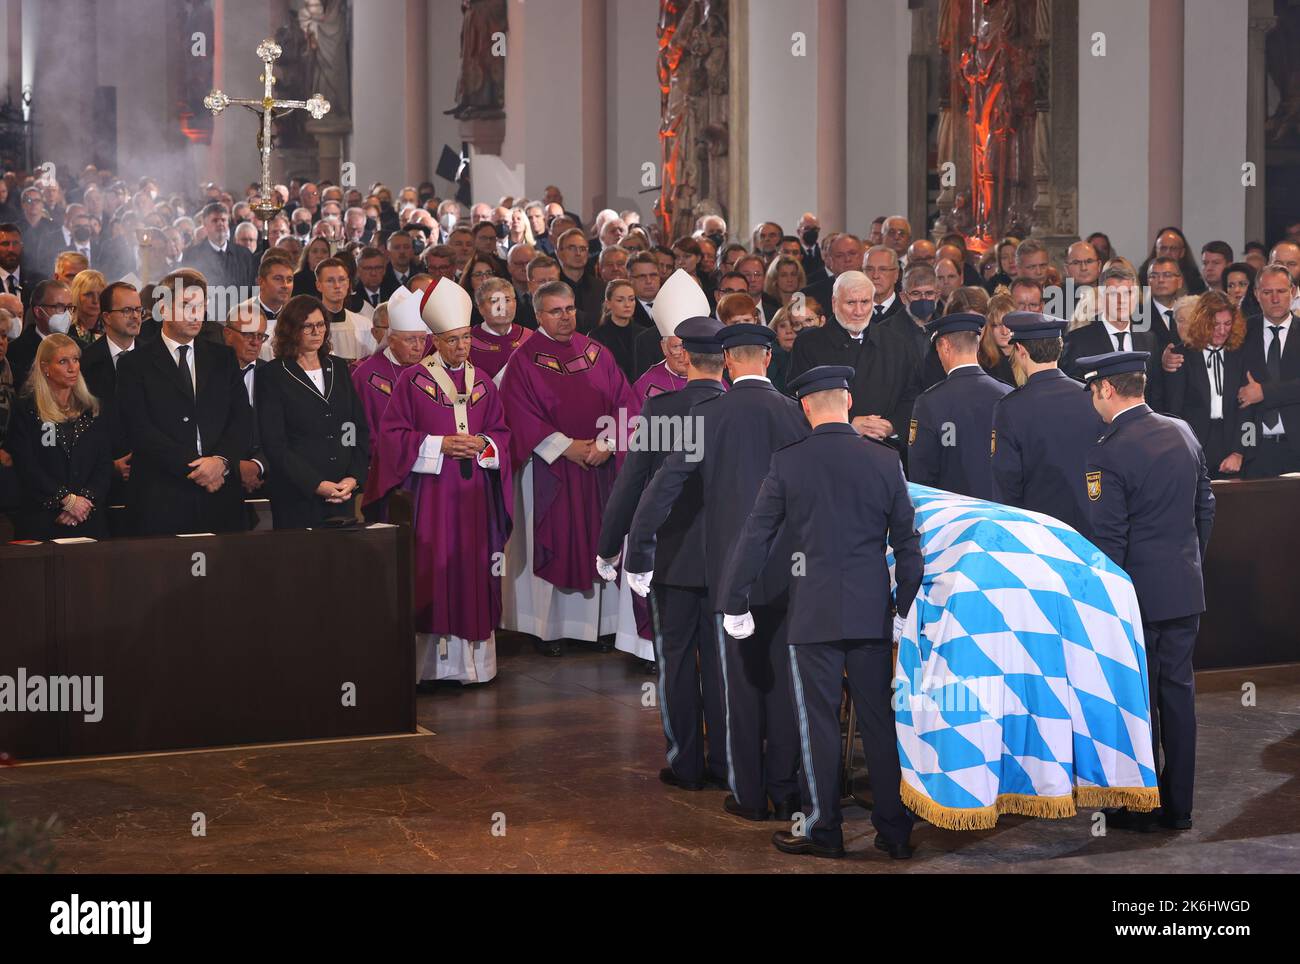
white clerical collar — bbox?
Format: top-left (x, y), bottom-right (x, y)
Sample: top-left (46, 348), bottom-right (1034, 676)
top-left (383, 346), bottom-right (400, 364)
top-left (484, 323), bottom-right (513, 337)
top-left (537, 325), bottom-right (569, 343)
top-left (733, 374), bottom-right (771, 384)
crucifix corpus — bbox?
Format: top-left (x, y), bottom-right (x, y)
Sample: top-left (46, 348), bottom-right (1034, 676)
top-left (203, 38), bottom-right (331, 229)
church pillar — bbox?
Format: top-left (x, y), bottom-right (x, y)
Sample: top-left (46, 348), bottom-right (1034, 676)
top-left (403, 0), bottom-right (429, 185)
top-left (1244, 0), bottom-right (1275, 246)
top-left (579, 0), bottom-right (607, 216)
top-left (604, 0), bottom-right (660, 221)
top-left (815, 0), bottom-right (846, 233)
top-left (352, 0), bottom-right (407, 192)
top-left (1182, 0), bottom-right (1248, 255)
top-left (0, 0), bottom-right (21, 104)
top-left (1146, 0), bottom-right (1184, 239)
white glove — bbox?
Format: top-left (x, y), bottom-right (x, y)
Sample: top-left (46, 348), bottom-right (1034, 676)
top-left (595, 554), bottom-right (619, 582)
top-left (723, 611), bottom-right (755, 639)
top-left (626, 570), bottom-right (653, 597)
top-left (892, 613), bottom-right (906, 644)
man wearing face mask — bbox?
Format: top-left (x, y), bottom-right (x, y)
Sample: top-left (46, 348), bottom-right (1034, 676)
top-left (882, 265), bottom-right (941, 382)
top-left (796, 212), bottom-right (825, 282)
top-left (7, 279), bottom-right (74, 388)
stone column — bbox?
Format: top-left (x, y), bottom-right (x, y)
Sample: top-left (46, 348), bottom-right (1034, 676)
top-left (403, 0), bottom-right (429, 184)
top-left (1146, 0), bottom-right (1184, 238)
top-left (1245, 0), bottom-right (1275, 245)
top-left (815, 0), bottom-right (845, 232)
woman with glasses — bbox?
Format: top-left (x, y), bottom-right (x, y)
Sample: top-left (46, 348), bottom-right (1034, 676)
top-left (7, 333), bottom-right (112, 539)
top-left (458, 251), bottom-right (509, 327)
top-left (256, 294), bottom-right (370, 529)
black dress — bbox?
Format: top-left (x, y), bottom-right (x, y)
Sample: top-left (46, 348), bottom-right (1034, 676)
top-left (7, 402), bottom-right (112, 539)
top-left (255, 355), bottom-right (371, 529)
top-left (589, 320), bottom-right (642, 385)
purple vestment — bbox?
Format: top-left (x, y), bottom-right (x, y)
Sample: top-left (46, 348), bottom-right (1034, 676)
top-left (498, 331), bottom-right (637, 591)
top-left (370, 362), bottom-right (513, 642)
top-left (470, 323), bottom-right (533, 379)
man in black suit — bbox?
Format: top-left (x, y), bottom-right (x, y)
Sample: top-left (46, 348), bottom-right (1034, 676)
top-left (795, 213), bottom-right (827, 282)
top-left (1061, 264), bottom-right (1163, 410)
top-left (6, 278), bottom-right (73, 388)
top-left (555, 227), bottom-right (604, 331)
top-left (879, 263), bottom-right (939, 375)
top-left (721, 364), bottom-right (921, 860)
top-left (1082, 350), bottom-right (1214, 832)
top-left (17, 188), bottom-right (57, 275)
top-left (1144, 256), bottom-right (1185, 346)
top-left (799, 233), bottom-right (864, 325)
top-left (908, 313), bottom-right (1012, 499)
top-left (787, 270), bottom-right (920, 453)
top-left (514, 254), bottom-right (562, 331)
top-left (222, 309), bottom-right (269, 498)
top-left (116, 270), bottom-right (252, 536)
top-left (349, 246), bottom-right (389, 313)
top-left (1237, 264), bottom-right (1300, 477)
top-left (381, 230), bottom-right (417, 295)
top-left (0, 222), bottom-right (42, 312)
top-left (626, 323), bottom-right (808, 824)
top-left (597, 317), bottom-right (728, 792)
top-left (81, 281), bottom-right (143, 524)
top-left (182, 202), bottom-right (258, 294)
top-left (862, 245), bottom-right (905, 326)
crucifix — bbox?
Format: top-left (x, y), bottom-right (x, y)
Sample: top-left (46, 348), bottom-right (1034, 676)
top-left (203, 38), bottom-right (331, 229)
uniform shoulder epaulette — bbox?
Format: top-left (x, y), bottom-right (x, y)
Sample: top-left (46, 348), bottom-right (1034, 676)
top-left (773, 435), bottom-right (812, 454)
top-left (917, 378), bottom-right (947, 398)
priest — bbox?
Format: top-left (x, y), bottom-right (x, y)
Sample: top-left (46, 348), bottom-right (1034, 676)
top-left (368, 279), bottom-right (513, 685)
top-left (353, 287), bottom-right (429, 517)
top-left (469, 276), bottom-right (532, 380)
top-left (632, 269), bottom-right (712, 404)
top-left (498, 279), bottom-right (639, 656)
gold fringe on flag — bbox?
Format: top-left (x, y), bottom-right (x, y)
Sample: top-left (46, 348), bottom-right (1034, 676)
top-left (901, 782), bottom-right (1161, 830)
top-left (1075, 785), bottom-right (1161, 812)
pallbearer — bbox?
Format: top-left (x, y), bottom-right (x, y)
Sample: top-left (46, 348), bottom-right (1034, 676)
top-left (370, 279), bottom-right (513, 684)
top-left (626, 323), bottom-right (807, 822)
top-left (907, 312), bottom-right (1010, 499)
top-left (722, 365), bottom-right (922, 860)
top-left (1080, 350), bottom-right (1214, 832)
top-left (991, 312), bottom-right (1104, 538)
top-left (353, 288), bottom-right (428, 517)
top-left (597, 268), bottom-right (728, 790)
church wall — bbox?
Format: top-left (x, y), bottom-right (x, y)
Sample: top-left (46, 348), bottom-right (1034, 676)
top-left (604, 0), bottom-right (660, 225)
top-left (1181, 0), bottom-right (1248, 255)
top-left (1077, 0), bottom-right (1152, 262)
top-left (843, 0), bottom-right (910, 236)
top-left (427, 0), bottom-right (467, 197)
top-left (746, 0), bottom-right (819, 237)
top-left (352, 0), bottom-right (408, 193)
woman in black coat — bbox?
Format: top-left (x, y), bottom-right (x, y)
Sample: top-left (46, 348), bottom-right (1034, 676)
top-left (7, 333), bottom-right (112, 539)
top-left (256, 295), bottom-right (370, 529)
top-left (1164, 290), bottom-right (1249, 479)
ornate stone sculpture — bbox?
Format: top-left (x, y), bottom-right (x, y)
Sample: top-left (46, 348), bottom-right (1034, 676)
top-left (657, 0), bottom-right (729, 241)
top-left (445, 0), bottom-right (508, 120)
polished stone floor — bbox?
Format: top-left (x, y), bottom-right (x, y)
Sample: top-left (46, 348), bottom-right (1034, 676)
top-left (3, 637), bottom-right (1297, 873)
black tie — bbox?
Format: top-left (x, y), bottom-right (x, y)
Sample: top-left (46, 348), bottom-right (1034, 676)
top-left (1164, 310), bottom-right (1174, 338)
top-left (5, 275), bottom-right (15, 295)
top-left (177, 344), bottom-right (194, 401)
top-left (873, 305), bottom-right (884, 319)
top-left (1263, 326), bottom-right (1283, 430)
top-left (1206, 347), bottom-right (1224, 397)
top-left (369, 291), bottom-right (379, 307)
top-left (1114, 331), bottom-right (1127, 351)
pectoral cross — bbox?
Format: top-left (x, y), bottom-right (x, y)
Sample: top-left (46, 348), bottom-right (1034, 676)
top-left (203, 39), bottom-right (330, 228)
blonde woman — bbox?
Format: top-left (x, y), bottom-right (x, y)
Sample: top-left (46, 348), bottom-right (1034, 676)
top-left (8, 333), bottom-right (112, 538)
top-left (762, 254), bottom-right (806, 316)
top-left (69, 269), bottom-right (107, 348)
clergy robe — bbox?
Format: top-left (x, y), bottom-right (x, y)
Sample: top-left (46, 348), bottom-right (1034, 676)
top-left (470, 323), bottom-right (532, 379)
top-left (498, 330), bottom-right (638, 642)
top-left (370, 360), bottom-right (513, 683)
top-left (633, 359), bottom-right (689, 404)
top-left (352, 347), bottom-right (418, 514)
top-left (325, 307), bottom-right (377, 362)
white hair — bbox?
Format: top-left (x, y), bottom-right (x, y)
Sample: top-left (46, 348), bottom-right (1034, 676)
top-left (832, 270), bottom-right (875, 302)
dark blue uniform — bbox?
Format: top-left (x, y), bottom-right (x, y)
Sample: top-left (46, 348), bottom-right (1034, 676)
top-left (1086, 397), bottom-right (1214, 825)
top-left (628, 364), bottom-right (809, 817)
top-left (721, 421), bottom-right (922, 852)
top-left (597, 376), bottom-right (728, 788)
top-left (908, 364), bottom-right (1011, 499)
top-left (991, 368), bottom-right (1104, 538)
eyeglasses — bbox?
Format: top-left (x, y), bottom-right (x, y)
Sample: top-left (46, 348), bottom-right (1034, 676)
top-left (107, 306), bottom-right (144, 317)
top-left (1149, 271), bottom-right (1182, 281)
top-left (300, 322), bottom-right (327, 333)
top-left (236, 331), bottom-right (270, 343)
top-left (543, 305), bottom-right (577, 317)
top-left (41, 302), bottom-right (74, 311)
